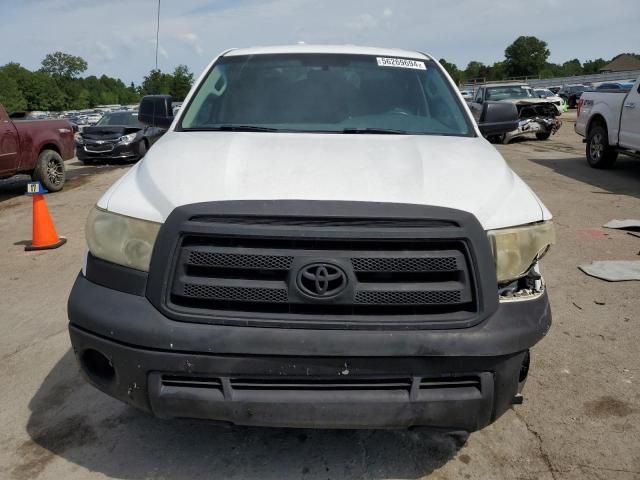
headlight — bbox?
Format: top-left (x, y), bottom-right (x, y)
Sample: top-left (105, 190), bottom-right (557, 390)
top-left (85, 206), bottom-right (161, 272)
top-left (119, 132), bottom-right (138, 143)
top-left (488, 221), bottom-right (555, 283)
top-left (74, 132), bottom-right (84, 144)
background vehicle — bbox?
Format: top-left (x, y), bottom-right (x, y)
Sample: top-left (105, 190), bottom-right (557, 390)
top-left (533, 88), bottom-right (565, 114)
top-left (469, 82), bottom-right (561, 142)
top-left (575, 75), bottom-right (640, 168)
top-left (76, 110), bottom-right (165, 163)
top-left (558, 84), bottom-right (586, 108)
top-left (68, 46), bottom-right (553, 433)
top-left (459, 89), bottom-right (474, 101)
top-left (85, 113), bottom-right (103, 125)
top-left (595, 82), bottom-right (635, 91)
top-left (0, 103), bottom-right (74, 191)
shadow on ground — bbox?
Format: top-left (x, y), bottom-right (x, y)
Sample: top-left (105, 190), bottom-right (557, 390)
top-left (16, 350), bottom-right (465, 480)
top-left (531, 155), bottom-right (640, 199)
top-left (0, 161), bottom-right (129, 204)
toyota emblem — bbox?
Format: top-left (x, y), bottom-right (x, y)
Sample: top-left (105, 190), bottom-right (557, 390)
top-left (296, 263), bottom-right (348, 298)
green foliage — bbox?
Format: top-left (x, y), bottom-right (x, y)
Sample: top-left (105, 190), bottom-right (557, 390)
top-left (0, 70), bottom-right (27, 113)
top-left (40, 51), bottom-right (88, 78)
top-left (436, 35), bottom-right (640, 84)
top-left (583, 58), bottom-right (607, 74)
top-left (0, 53), bottom-right (141, 111)
top-left (141, 69), bottom-right (174, 96)
top-left (504, 36), bottom-right (550, 77)
top-left (170, 65), bottom-right (194, 101)
top-left (438, 58), bottom-right (461, 84)
top-left (140, 65), bottom-right (194, 101)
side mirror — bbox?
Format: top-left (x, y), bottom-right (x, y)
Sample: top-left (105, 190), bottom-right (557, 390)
top-left (478, 101), bottom-right (519, 136)
top-left (138, 95), bottom-right (174, 129)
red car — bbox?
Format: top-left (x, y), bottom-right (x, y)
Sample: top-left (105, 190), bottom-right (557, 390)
top-left (0, 104), bottom-right (75, 191)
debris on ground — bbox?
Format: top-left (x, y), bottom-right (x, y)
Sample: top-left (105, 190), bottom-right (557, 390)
top-left (603, 219), bottom-right (640, 231)
top-left (579, 261), bottom-right (640, 282)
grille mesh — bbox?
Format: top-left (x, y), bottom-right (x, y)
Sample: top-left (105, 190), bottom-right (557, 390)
top-left (188, 251), bottom-right (293, 270)
top-left (354, 290), bottom-right (462, 305)
top-left (351, 256), bottom-right (458, 272)
top-left (183, 283), bottom-right (288, 303)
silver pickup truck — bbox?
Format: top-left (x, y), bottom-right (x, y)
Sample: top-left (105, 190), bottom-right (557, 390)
top-left (575, 76), bottom-right (640, 168)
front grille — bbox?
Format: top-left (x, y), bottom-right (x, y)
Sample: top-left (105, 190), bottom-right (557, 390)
top-left (354, 289), bottom-right (462, 305)
top-left (182, 283), bottom-right (289, 303)
top-left (84, 141), bottom-right (115, 152)
top-left (147, 202), bottom-right (495, 329)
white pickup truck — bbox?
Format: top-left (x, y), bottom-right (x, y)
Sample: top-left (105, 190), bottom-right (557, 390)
top-left (67, 45), bottom-right (555, 432)
top-left (575, 76), bottom-right (640, 168)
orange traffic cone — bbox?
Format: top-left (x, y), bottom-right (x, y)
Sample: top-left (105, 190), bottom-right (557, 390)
top-left (25, 194), bottom-right (67, 251)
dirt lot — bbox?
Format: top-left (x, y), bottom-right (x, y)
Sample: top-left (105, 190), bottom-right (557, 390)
top-left (1, 117), bottom-right (639, 480)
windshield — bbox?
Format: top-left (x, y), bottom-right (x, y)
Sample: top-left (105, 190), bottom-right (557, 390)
top-left (96, 111), bottom-right (142, 127)
top-left (485, 86), bottom-right (534, 101)
top-left (536, 89), bottom-right (553, 97)
top-left (179, 53), bottom-right (472, 136)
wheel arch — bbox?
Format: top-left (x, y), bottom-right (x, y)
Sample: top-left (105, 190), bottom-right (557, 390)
top-left (39, 143), bottom-right (62, 156)
top-left (586, 113), bottom-right (608, 137)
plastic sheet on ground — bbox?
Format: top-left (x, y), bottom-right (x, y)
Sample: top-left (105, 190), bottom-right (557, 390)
top-left (602, 219), bottom-right (640, 231)
top-left (578, 261), bottom-right (640, 282)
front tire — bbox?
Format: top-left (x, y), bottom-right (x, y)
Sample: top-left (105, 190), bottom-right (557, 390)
top-left (32, 150), bottom-right (66, 192)
top-left (586, 125), bottom-right (617, 169)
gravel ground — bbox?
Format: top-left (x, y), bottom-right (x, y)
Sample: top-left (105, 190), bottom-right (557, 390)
top-left (0, 117), bottom-right (638, 479)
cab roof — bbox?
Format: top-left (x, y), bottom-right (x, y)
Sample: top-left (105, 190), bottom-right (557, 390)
top-left (223, 44), bottom-right (432, 60)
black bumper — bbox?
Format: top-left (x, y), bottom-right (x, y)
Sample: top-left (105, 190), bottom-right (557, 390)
top-left (76, 142), bottom-right (139, 161)
top-left (68, 273), bottom-right (551, 430)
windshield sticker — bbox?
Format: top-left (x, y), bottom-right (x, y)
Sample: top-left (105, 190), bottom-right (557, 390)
top-left (376, 57), bottom-right (426, 70)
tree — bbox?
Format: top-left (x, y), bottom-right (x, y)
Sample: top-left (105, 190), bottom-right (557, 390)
top-left (583, 58), bottom-right (607, 74)
top-left (504, 36), bottom-right (550, 77)
top-left (560, 59), bottom-right (582, 76)
top-left (438, 59), bottom-right (461, 85)
top-left (170, 64), bottom-right (194, 101)
top-left (0, 70), bottom-right (27, 112)
top-left (22, 72), bottom-right (65, 111)
top-left (40, 51), bottom-right (88, 78)
top-left (465, 61), bottom-right (489, 81)
top-left (141, 69), bottom-right (173, 96)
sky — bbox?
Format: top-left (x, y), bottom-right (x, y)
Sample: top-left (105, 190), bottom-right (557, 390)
top-left (1, 0), bottom-right (639, 84)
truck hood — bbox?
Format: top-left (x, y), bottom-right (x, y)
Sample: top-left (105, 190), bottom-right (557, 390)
top-left (101, 131), bottom-right (550, 230)
top-left (82, 126), bottom-right (141, 140)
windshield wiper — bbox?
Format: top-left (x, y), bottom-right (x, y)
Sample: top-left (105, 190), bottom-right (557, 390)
top-left (341, 127), bottom-right (409, 134)
top-left (187, 125), bottom-right (280, 132)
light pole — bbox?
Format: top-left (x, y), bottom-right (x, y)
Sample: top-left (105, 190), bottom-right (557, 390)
top-left (155, 0), bottom-right (161, 70)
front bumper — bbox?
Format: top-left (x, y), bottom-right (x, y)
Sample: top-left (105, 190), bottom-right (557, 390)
top-left (76, 142), bottom-right (139, 160)
top-left (68, 272), bottom-right (551, 430)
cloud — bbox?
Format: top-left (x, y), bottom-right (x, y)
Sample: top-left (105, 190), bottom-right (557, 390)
top-left (177, 32), bottom-right (204, 56)
top-left (0, 0), bottom-right (638, 84)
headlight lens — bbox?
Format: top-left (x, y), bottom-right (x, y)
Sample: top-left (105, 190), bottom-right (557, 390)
top-left (74, 132), bottom-right (84, 144)
top-left (488, 221), bottom-right (555, 283)
top-left (120, 132), bottom-right (138, 143)
top-left (85, 207), bottom-right (161, 272)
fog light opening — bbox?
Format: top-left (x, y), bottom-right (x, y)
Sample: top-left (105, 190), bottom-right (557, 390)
top-left (81, 349), bottom-right (116, 384)
top-left (518, 350), bottom-right (530, 394)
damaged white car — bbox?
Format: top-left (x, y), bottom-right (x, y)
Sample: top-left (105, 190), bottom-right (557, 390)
top-left (470, 83), bottom-right (562, 143)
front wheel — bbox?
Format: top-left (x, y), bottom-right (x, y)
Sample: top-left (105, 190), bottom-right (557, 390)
top-left (586, 125), bottom-right (617, 169)
top-left (32, 150), bottom-right (66, 192)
